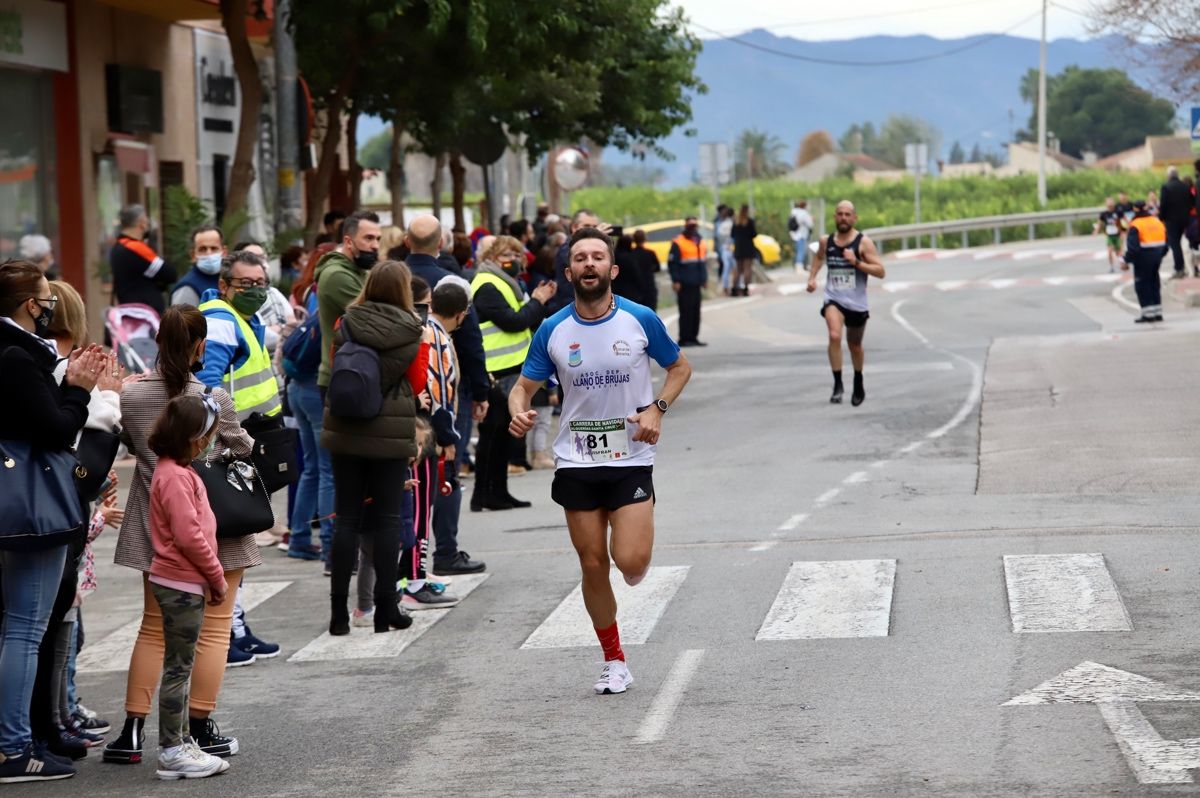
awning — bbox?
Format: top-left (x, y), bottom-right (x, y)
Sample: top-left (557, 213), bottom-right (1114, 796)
top-left (95, 0), bottom-right (220, 22)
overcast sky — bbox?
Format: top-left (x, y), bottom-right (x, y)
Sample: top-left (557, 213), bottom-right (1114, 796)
top-left (676, 0), bottom-right (1093, 41)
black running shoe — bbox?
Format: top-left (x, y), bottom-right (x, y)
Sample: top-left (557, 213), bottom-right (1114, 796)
top-left (433, 551), bottom-right (486, 575)
top-left (72, 709), bottom-right (111, 735)
top-left (830, 386), bottom-right (844, 404)
top-left (0, 744), bottom-right (75, 783)
top-left (851, 376), bottom-right (865, 407)
top-left (188, 717), bottom-right (238, 758)
top-left (102, 717), bottom-right (144, 764)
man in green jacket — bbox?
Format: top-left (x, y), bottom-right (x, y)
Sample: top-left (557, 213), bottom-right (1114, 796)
top-left (316, 210), bottom-right (382, 390)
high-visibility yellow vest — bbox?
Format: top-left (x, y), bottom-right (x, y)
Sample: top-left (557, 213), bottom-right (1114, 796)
top-left (1129, 215), bottom-right (1167, 248)
top-left (198, 297), bottom-right (282, 420)
top-left (471, 272), bottom-right (532, 373)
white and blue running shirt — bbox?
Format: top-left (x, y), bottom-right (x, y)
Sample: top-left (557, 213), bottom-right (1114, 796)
top-left (522, 297), bottom-right (680, 469)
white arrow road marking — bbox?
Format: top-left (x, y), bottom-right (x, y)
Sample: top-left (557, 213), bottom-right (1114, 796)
top-left (756, 560), bottom-right (896, 640)
top-left (635, 649), bottom-right (705, 744)
top-left (1004, 554), bottom-right (1132, 633)
top-left (1005, 661), bottom-right (1200, 784)
top-left (521, 566), bottom-right (688, 649)
top-left (288, 573), bottom-right (489, 663)
top-left (78, 581), bottom-right (293, 673)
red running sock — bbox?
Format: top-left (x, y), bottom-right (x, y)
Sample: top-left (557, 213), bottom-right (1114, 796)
top-left (594, 622), bottom-right (625, 662)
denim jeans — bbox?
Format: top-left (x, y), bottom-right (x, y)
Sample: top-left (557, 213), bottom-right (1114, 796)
top-left (794, 235), bottom-right (810, 267)
top-left (0, 544), bottom-right (68, 755)
top-left (288, 377), bottom-right (334, 556)
top-left (718, 247), bottom-right (734, 292)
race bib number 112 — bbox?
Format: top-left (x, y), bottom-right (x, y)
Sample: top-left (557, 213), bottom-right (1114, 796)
top-left (567, 418), bottom-right (630, 463)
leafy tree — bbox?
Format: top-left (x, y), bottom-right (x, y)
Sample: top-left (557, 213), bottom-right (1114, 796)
top-left (217, 0), bottom-right (263, 225)
top-left (1017, 66), bottom-right (1175, 157)
top-left (734, 128), bottom-right (788, 180)
top-left (948, 140), bottom-right (965, 164)
top-left (1088, 0), bottom-right (1200, 101)
top-left (838, 121), bottom-right (878, 155)
top-left (874, 114), bottom-right (941, 169)
top-left (968, 143), bottom-right (983, 163)
top-left (359, 126), bottom-right (391, 172)
top-left (796, 130), bottom-right (836, 168)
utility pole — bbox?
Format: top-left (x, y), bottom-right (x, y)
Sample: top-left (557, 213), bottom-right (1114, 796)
top-left (274, 0), bottom-right (302, 234)
top-left (1036, 0), bottom-right (1048, 207)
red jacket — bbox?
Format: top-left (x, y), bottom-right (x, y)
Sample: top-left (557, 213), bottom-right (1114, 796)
top-left (149, 458), bottom-right (224, 591)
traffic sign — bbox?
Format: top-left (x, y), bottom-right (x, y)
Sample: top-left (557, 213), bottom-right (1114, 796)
top-left (698, 142), bottom-right (731, 186)
top-left (904, 142), bottom-right (928, 174)
top-left (1191, 107), bottom-right (1200, 154)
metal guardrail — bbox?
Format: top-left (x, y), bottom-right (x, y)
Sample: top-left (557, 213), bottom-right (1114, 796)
top-left (865, 206), bottom-right (1104, 250)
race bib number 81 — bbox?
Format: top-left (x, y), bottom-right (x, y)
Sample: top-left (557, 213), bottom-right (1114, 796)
top-left (567, 418), bottom-right (630, 463)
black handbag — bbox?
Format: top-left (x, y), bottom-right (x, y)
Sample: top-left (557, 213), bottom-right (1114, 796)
top-left (190, 457), bottom-right (275, 539)
top-left (71, 427), bottom-right (121, 504)
top-left (240, 412), bottom-right (299, 494)
top-left (0, 438), bottom-right (84, 551)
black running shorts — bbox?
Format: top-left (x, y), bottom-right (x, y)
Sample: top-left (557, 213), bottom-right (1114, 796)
top-left (552, 466), bottom-right (655, 512)
top-left (821, 300), bottom-right (869, 328)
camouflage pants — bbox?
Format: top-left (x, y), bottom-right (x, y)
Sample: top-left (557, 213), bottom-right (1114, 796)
top-left (150, 584), bottom-right (205, 748)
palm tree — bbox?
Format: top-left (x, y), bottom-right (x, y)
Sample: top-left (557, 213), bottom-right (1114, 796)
top-left (734, 128), bottom-right (788, 180)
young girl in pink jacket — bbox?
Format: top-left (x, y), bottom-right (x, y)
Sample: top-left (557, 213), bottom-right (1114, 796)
top-left (146, 394), bottom-right (230, 781)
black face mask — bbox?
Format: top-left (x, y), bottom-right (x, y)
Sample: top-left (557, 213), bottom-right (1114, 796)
top-left (354, 250), bottom-right (379, 270)
top-left (31, 303), bottom-right (54, 339)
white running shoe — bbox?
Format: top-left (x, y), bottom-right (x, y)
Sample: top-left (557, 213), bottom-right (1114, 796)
top-left (351, 607), bottom-right (375, 628)
top-left (594, 660), bottom-right (633, 695)
top-left (156, 740), bottom-right (230, 780)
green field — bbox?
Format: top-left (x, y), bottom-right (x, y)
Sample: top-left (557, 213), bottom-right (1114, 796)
top-left (574, 170), bottom-right (1165, 258)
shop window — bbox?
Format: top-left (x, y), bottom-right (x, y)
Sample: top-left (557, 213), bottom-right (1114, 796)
top-left (0, 68), bottom-right (57, 260)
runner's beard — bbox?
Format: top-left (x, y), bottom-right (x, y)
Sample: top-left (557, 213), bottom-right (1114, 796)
top-left (573, 271), bottom-right (612, 302)
top-left (835, 221), bottom-right (852, 233)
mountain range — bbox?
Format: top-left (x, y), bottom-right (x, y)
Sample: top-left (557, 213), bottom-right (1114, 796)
top-left (614, 30), bottom-right (1151, 185)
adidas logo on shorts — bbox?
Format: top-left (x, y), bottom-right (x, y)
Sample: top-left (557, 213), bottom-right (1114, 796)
top-left (633, 487), bottom-right (648, 499)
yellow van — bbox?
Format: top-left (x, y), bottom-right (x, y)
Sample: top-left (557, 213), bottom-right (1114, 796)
top-left (630, 219), bottom-right (782, 267)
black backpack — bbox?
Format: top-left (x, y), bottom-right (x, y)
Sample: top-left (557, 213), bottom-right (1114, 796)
top-left (788, 214), bottom-right (800, 232)
top-left (326, 318), bottom-right (385, 420)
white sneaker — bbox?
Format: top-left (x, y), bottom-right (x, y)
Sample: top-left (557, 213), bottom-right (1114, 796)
top-left (156, 740), bottom-right (230, 780)
top-left (351, 607), bottom-right (375, 628)
top-left (594, 660), bottom-right (633, 695)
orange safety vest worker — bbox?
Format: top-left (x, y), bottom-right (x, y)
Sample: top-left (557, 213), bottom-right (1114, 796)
top-left (668, 234), bottom-right (707, 286)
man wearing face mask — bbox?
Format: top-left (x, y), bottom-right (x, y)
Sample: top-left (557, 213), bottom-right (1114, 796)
top-left (170, 225), bottom-right (226, 308)
top-left (111, 203), bottom-right (177, 315)
top-left (195, 251), bottom-right (282, 422)
top-left (315, 211), bottom-right (382, 393)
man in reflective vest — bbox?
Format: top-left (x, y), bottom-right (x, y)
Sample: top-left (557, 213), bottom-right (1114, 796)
top-left (470, 238), bottom-right (555, 511)
top-left (1123, 199), bottom-right (1168, 323)
top-left (197, 248), bottom-right (282, 666)
top-left (197, 251), bottom-right (282, 420)
top-left (668, 217), bottom-right (708, 347)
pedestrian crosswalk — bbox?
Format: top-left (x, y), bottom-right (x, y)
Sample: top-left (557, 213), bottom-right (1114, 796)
top-left (76, 553), bottom-right (1149, 670)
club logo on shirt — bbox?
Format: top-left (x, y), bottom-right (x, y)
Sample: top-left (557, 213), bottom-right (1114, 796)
top-left (612, 340), bottom-right (631, 357)
top-left (568, 342), bottom-right (582, 368)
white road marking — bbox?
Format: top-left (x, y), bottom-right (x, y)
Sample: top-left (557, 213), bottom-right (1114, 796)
top-left (1044, 276), bottom-right (1069, 286)
top-left (78, 581), bottom-right (293, 673)
top-left (871, 460), bottom-right (889, 469)
top-left (882, 281), bottom-right (913, 293)
top-left (1092, 250), bottom-right (1110, 260)
top-left (842, 471), bottom-right (869, 485)
top-left (972, 250), bottom-right (1004, 260)
top-left (899, 441), bottom-right (925, 455)
top-left (1003, 553), bottom-right (1132, 632)
top-left (889, 299), bottom-right (930, 345)
top-left (1005, 661), bottom-right (1200, 784)
top-left (1013, 249), bottom-right (1053, 260)
top-left (1094, 273), bottom-right (1122, 283)
top-left (756, 560), bottom-right (897, 640)
top-left (934, 250), bottom-right (968, 260)
top-left (894, 249), bottom-right (933, 259)
top-left (935, 280), bottom-right (967, 291)
top-left (749, 541), bottom-right (778, 552)
top-left (521, 566), bottom-right (688, 649)
top-left (288, 574), bottom-right (489, 663)
top-left (813, 488), bottom-right (840, 506)
top-left (778, 513), bottom-right (808, 531)
top-left (634, 649), bottom-right (705, 744)
top-left (989, 278), bottom-right (1017, 289)
top-left (1052, 249), bottom-right (1090, 260)
top-left (1111, 281), bottom-right (1140, 312)
top-left (778, 283), bottom-right (808, 296)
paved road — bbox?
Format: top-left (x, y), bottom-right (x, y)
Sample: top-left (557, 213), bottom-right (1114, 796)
top-left (23, 236), bottom-right (1200, 797)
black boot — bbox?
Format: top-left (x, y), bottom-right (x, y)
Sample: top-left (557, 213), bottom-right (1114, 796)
top-left (375, 596), bottom-right (414, 633)
top-left (101, 716), bottom-right (144, 764)
top-left (330, 595), bottom-right (350, 636)
top-left (851, 371), bottom-right (865, 407)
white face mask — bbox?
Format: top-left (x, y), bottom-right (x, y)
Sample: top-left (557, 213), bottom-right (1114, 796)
top-left (196, 253), bottom-right (223, 275)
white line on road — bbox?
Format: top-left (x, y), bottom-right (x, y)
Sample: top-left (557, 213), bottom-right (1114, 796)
top-left (972, 250), bottom-right (1004, 261)
top-left (989, 278), bottom-right (1017, 289)
top-left (1094, 273), bottom-right (1122, 283)
top-left (1003, 553), bottom-right (1132, 632)
top-left (749, 541), bottom-right (779, 552)
top-left (898, 441), bottom-right (924, 455)
top-left (1044, 276), bottom-right (1069, 286)
top-left (778, 283), bottom-right (808, 296)
top-left (756, 560), bottom-right (897, 640)
top-left (871, 460), bottom-right (889, 469)
top-left (1013, 249), bottom-right (1053, 260)
top-left (882, 281), bottom-right (913, 293)
top-left (935, 280), bottom-right (967, 291)
top-left (1051, 250), bottom-right (1090, 260)
top-left (842, 471), bottom-right (869, 485)
top-left (521, 566), bottom-right (689, 649)
top-left (288, 574), bottom-right (489, 663)
top-left (891, 299), bottom-right (984, 441)
top-left (889, 299), bottom-right (930, 346)
top-left (1111, 281), bottom-right (1140, 312)
top-left (778, 513), bottom-right (808, 531)
top-left (634, 649), bottom-right (705, 744)
top-left (814, 488), bottom-right (840, 506)
top-left (79, 581), bottom-right (293, 673)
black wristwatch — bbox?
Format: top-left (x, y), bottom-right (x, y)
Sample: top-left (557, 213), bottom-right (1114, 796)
top-left (653, 399), bottom-right (669, 414)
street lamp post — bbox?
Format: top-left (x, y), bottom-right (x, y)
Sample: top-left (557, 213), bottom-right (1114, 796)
top-left (1036, 0), bottom-right (1048, 207)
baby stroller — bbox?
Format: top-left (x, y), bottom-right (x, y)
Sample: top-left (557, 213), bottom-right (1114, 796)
top-left (105, 304), bottom-right (160, 374)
